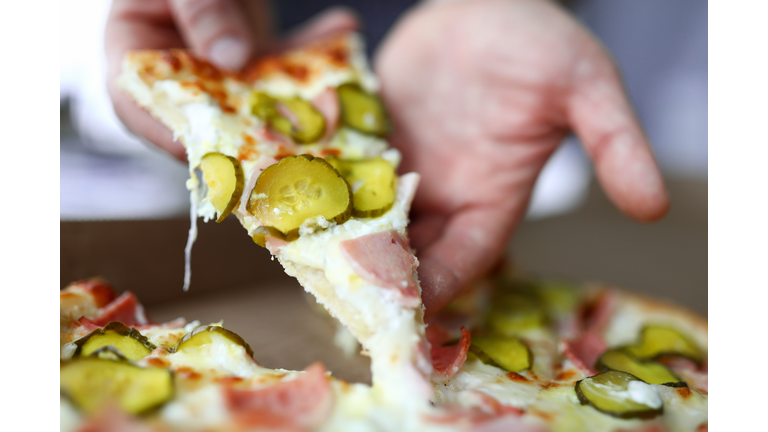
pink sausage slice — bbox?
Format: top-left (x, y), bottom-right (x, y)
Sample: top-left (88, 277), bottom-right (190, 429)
top-left (339, 230), bottom-right (421, 308)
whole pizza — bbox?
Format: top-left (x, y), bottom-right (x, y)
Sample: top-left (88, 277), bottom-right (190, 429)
top-left (59, 32), bottom-right (707, 431)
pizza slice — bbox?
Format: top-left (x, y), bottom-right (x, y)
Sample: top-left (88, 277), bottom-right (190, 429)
top-left (425, 271), bottom-right (708, 432)
top-left (118, 32), bottom-right (434, 420)
top-left (59, 278), bottom-right (395, 432)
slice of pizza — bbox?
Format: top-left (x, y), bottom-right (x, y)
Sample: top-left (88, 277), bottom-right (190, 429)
top-left (118, 33), bottom-right (433, 420)
top-left (426, 271), bottom-right (708, 432)
top-left (59, 278), bottom-right (396, 432)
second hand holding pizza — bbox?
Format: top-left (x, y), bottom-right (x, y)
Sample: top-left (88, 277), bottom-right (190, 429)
top-left (105, 0), bottom-right (669, 316)
top-left (376, 0), bottom-right (669, 316)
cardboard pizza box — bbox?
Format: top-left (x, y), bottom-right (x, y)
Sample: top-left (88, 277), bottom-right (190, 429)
top-left (60, 178), bottom-right (706, 384)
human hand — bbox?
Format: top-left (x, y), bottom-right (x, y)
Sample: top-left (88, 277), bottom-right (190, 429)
top-left (105, 0), bottom-right (357, 160)
top-left (375, 0), bottom-right (669, 316)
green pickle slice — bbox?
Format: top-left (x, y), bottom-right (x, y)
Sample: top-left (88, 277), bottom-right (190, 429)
top-left (486, 292), bottom-right (547, 335)
top-left (200, 153), bottom-right (245, 223)
top-left (247, 155), bottom-right (352, 240)
top-left (575, 370), bottom-right (663, 420)
top-left (337, 83), bottom-right (389, 136)
top-left (172, 325), bottom-right (254, 358)
top-left (326, 156), bottom-right (396, 217)
top-left (625, 325), bottom-right (703, 363)
top-left (470, 335), bottom-right (532, 372)
top-left (536, 280), bottom-right (581, 318)
top-left (60, 358), bottom-right (173, 415)
top-left (251, 92), bottom-right (325, 143)
top-left (74, 322), bottom-right (156, 361)
top-left (595, 349), bottom-right (686, 387)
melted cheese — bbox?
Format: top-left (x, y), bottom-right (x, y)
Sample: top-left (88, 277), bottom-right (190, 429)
top-left (103, 31), bottom-right (709, 432)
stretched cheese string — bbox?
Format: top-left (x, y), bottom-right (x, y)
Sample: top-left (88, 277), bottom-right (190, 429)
top-left (183, 190), bottom-right (198, 292)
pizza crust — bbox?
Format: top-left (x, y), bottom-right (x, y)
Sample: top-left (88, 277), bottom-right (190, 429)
top-left (279, 258), bottom-right (375, 343)
top-left (601, 286), bottom-right (708, 351)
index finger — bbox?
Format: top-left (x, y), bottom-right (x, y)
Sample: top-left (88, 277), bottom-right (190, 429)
top-left (567, 51), bottom-right (669, 221)
top-left (105, 0), bottom-right (187, 160)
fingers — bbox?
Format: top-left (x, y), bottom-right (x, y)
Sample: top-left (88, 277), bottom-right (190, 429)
top-left (169, 0), bottom-right (265, 71)
top-left (279, 7), bottom-right (360, 50)
top-left (415, 203), bottom-right (523, 317)
top-left (106, 0), bottom-right (187, 160)
top-left (567, 50), bottom-right (669, 222)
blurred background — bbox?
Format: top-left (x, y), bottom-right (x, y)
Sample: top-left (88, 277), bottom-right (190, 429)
top-left (61, 0), bottom-right (707, 322)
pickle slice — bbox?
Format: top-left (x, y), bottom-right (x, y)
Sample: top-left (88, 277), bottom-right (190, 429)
top-left (251, 92), bottom-right (325, 143)
top-left (486, 293), bottom-right (547, 335)
top-left (200, 153), bottom-right (245, 223)
top-left (60, 358), bottom-right (173, 415)
top-left (74, 322), bottom-right (156, 361)
top-left (337, 83), bottom-right (389, 136)
top-left (537, 281), bottom-right (581, 318)
top-left (326, 156), bottom-right (396, 217)
top-left (247, 155), bottom-right (352, 239)
top-left (575, 371), bottom-right (663, 420)
top-left (172, 325), bottom-right (254, 358)
top-left (595, 349), bottom-right (686, 387)
top-left (470, 335), bottom-right (532, 372)
top-left (625, 325), bottom-right (703, 363)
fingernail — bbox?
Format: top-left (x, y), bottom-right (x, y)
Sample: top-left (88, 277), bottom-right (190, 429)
top-left (209, 36), bottom-right (248, 71)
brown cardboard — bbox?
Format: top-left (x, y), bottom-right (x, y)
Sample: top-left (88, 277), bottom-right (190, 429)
top-left (60, 178), bottom-right (706, 384)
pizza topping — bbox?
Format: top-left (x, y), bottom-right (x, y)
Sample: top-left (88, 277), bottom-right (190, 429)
top-left (172, 325), bottom-right (255, 359)
top-left (247, 155), bottom-right (352, 240)
top-left (312, 87), bottom-right (340, 141)
top-left (70, 277), bottom-right (118, 308)
top-left (426, 322), bottom-right (454, 347)
top-left (659, 357), bottom-right (708, 393)
top-left (338, 230), bottom-right (421, 307)
top-left (74, 322), bottom-right (157, 361)
top-left (469, 335), bottom-right (533, 373)
top-left (426, 391), bottom-right (535, 430)
top-left (89, 291), bottom-right (150, 327)
top-left (224, 362), bottom-right (333, 430)
top-left (337, 83), bottom-right (389, 136)
top-left (431, 327), bottom-right (472, 378)
top-left (486, 292), bottom-right (547, 335)
top-left (326, 156), bottom-right (397, 217)
top-left (200, 153), bottom-right (244, 223)
top-left (595, 349), bottom-right (686, 387)
top-left (560, 331), bottom-right (608, 375)
top-left (625, 325), bottom-right (703, 364)
top-left (577, 290), bottom-right (618, 334)
top-left (239, 154), bottom-right (278, 218)
top-left (251, 92), bottom-right (325, 143)
top-left (575, 370), bottom-right (663, 419)
top-left (60, 358), bottom-right (174, 415)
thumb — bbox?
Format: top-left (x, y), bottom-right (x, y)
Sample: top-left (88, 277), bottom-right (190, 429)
top-left (169, 0), bottom-right (272, 71)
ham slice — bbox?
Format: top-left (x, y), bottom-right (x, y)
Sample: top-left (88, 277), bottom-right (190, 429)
top-left (560, 331), bottom-right (608, 375)
top-left (432, 327), bottom-right (471, 378)
top-left (238, 154), bottom-right (278, 218)
top-left (311, 87), bottom-right (339, 141)
top-left (660, 357), bottom-right (708, 393)
top-left (426, 323), bottom-right (453, 347)
top-left (577, 290), bottom-right (618, 334)
top-left (89, 291), bottom-right (150, 327)
top-left (71, 277), bottom-right (117, 308)
top-left (224, 362), bottom-right (333, 431)
top-left (265, 236), bottom-right (288, 255)
top-left (339, 230), bottom-right (421, 308)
